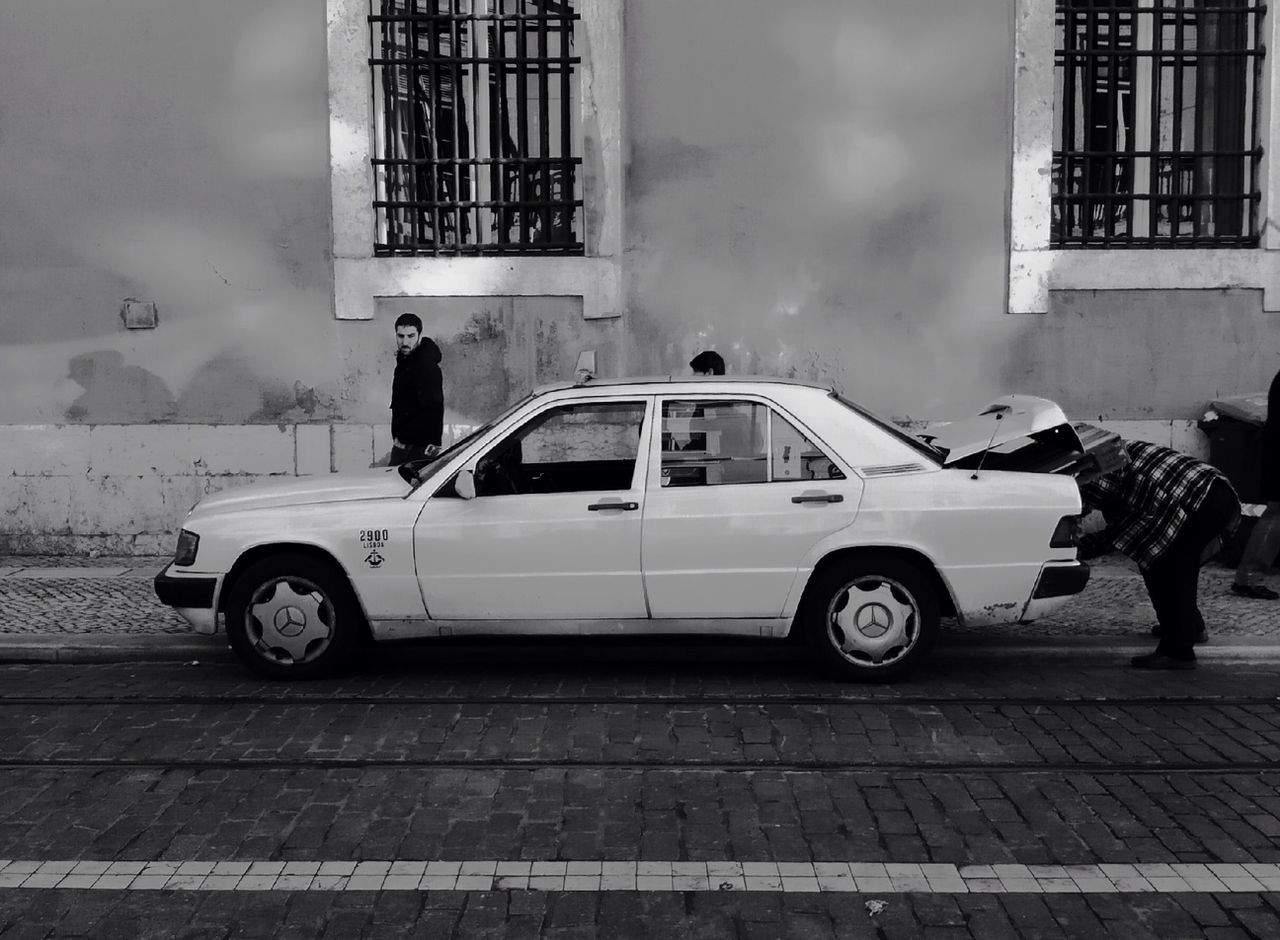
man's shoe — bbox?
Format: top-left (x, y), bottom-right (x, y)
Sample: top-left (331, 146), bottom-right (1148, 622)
top-left (1150, 625), bottom-right (1209, 644)
top-left (1231, 583), bottom-right (1280, 600)
top-left (1130, 652), bottom-right (1196, 670)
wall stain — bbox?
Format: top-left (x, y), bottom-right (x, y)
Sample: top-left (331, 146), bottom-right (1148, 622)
top-left (440, 310), bottom-right (511, 420)
top-left (64, 351), bottom-right (176, 423)
top-left (250, 380), bottom-right (333, 424)
top-left (628, 137), bottom-right (713, 198)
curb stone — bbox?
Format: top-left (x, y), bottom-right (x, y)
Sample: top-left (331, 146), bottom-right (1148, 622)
top-left (0, 635), bottom-right (235, 664)
top-left (0, 634), bottom-right (1278, 667)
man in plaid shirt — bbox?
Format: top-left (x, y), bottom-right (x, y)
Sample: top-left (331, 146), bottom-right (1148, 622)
top-left (1080, 440), bottom-right (1241, 669)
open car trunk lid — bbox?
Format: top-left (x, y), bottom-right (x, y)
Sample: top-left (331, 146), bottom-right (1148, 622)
top-left (918, 395), bottom-right (1125, 483)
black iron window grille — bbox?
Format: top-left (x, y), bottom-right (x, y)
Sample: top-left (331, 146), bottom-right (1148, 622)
top-left (1053, 0), bottom-right (1264, 247)
top-left (370, 0), bottom-right (583, 255)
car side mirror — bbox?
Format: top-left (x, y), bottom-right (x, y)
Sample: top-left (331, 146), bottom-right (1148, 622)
top-left (455, 466), bottom-right (476, 500)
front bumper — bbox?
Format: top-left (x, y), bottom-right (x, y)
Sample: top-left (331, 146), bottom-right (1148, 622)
top-left (154, 566), bottom-right (220, 635)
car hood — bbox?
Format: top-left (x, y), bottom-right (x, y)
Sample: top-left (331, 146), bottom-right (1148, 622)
top-left (918, 396), bottom-right (1082, 463)
top-left (189, 468), bottom-right (409, 517)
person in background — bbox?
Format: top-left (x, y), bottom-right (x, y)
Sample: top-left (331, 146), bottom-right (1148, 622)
top-left (1080, 439), bottom-right (1241, 670)
top-left (1232, 366), bottom-right (1280, 599)
top-left (689, 350), bottom-right (726, 376)
top-left (389, 313), bottom-right (444, 465)
top-left (675, 351), bottom-right (726, 453)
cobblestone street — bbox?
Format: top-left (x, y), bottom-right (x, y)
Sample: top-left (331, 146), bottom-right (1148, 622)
top-left (3, 658), bottom-right (1280, 937)
top-left (1, 555), bottom-right (1279, 936)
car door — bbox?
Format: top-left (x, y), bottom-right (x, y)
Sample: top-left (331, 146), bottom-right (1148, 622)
top-left (641, 396), bottom-right (863, 618)
top-left (414, 397), bottom-right (652, 620)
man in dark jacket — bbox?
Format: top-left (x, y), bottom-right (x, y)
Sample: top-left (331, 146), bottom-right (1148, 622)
top-left (1080, 439), bottom-right (1240, 669)
top-left (1232, 367), bottom-right (1280, 599)
top-left (389, 313), bottom-right (444, 465)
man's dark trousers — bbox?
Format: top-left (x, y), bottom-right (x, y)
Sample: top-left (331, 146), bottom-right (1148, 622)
top-left (1143, 479), bottom-right (1240, 659)
top-left (389, 443), bottom-right (428, 465)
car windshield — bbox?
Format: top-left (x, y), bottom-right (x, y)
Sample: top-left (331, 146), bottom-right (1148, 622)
top-left (402, 393), bottom-right (535, 491)
top-left (828, 392), bottom-right (946, 463)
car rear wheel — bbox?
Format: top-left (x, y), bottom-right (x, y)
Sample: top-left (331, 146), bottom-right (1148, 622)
top-left (224, 553), bottom-right (362, 680)
top-left (803, 556), bottom-right (939, 682)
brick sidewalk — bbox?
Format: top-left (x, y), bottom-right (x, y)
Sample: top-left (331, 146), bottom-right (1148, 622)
top-left (0, 557), bottom-right (188, 636)
top-left (0, 553), bottom-right (1276, 655)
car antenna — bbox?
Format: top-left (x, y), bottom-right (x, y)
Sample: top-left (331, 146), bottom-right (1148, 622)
top-left (970, 411), bottom-right (1004, 480)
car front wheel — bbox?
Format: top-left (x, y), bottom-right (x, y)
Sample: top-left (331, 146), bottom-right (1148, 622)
top-left (803, 556), bottom-right (939, 682)
top-left (224, 553), bottom-right (362, 680)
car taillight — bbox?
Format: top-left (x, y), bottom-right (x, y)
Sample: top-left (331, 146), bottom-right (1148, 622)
top-left (174, 529), bottom-right (200, 566)
top-left (1050, 515), bottom-right (1081, 549)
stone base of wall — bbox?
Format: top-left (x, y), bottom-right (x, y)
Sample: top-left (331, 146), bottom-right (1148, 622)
top-left (0, 532), bottom-right (173, 556)
top-left (0, 419), bottom-right (1210, 557)
top-left (0, 422), bottom-right (397, 557)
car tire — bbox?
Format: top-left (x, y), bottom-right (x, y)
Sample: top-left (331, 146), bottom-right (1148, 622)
top-left (224, 553), bottom-right (363, 680)
top-left (802, 556), bottom-right (939, 682)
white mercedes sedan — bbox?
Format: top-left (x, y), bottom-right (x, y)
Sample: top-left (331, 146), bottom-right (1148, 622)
top-left (155, 376), bottom-right (1107, 682)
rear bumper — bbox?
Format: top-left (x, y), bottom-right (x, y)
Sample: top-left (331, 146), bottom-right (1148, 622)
top-left (154, 566), bottom-right (220, 635)
top-left (1017, 560), bottom-right (1090, 624)
top-left (1031, 560), bottom-right (1091, 599)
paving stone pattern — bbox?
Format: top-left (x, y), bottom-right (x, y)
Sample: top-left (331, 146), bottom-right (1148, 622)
top-left (3, 656), bottom-right (1279, 710)
top-left (0, 885), bottom-right (1274, 939)
top-left (4, 699), bottom-right (1280, 769)
top-left (0, 556), bottom-right (185, 636)
top-left (4, 672), bottom-right (1280, 871)
top-left (3, 752), bottom-right (1280, 938)
top-left (1, 762), bottom-right (1279, 868)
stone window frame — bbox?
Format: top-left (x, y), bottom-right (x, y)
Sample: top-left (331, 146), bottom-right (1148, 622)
top-left (1007, 0), bottom-right (1280, 314)
top-left (327, 0), bottom-right (624, 321)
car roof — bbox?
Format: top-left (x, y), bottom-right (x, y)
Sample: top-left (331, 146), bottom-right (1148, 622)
top-left (532, 374), bottom-right (832, 396)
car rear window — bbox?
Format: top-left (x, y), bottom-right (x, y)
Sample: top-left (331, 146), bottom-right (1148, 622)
top-left (828, 392), bottom-right (945, 463)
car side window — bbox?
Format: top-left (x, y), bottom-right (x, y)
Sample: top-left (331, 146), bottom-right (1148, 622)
top-left (474, 400), bottom-right (646, 496)
top-left (661, 400), bottom-right (767, 487)
top-left (771, 412), bottom-right (844, 481)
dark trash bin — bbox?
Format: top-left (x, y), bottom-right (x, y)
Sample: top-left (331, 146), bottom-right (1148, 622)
top-left (1198, 391), bottom-right (1268, 505)
top-left (1199, 391), bottom-right (1270, 567)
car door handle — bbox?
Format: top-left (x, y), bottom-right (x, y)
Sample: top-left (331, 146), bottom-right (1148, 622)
top-left (588, 500), bottom-right (640, 511)
top-left (791, 492), bottom-right (843, 504)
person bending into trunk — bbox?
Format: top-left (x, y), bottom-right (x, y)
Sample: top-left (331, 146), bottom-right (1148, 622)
top-left (1080, 439), bottom-right (1241, 670)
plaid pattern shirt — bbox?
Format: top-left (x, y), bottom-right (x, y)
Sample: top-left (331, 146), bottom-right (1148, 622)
top-left (1079, 440), bottom-right (1232, 571)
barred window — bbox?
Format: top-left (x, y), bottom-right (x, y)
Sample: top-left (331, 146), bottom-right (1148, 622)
top-left (370, 0), bottom-right (583, 256)
top-left (1053, 0), bottom-right (1264, 247)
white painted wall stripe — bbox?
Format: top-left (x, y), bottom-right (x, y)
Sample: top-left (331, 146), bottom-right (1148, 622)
top-left (1, 860), bottom-right (1279, 893)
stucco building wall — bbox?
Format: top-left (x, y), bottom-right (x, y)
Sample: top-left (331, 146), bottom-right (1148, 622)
top-left (1009, 290), bottom-right (1277, 420)
top-left (0, 0), bottom-right (1274, 551)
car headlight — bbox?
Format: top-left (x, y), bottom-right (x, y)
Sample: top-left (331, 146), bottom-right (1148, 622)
top-left (174, 529), bottom-right (200, 566)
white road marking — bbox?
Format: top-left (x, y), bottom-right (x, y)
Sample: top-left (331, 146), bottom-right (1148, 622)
top-left (0, 859), bottom-right (1278, 892)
